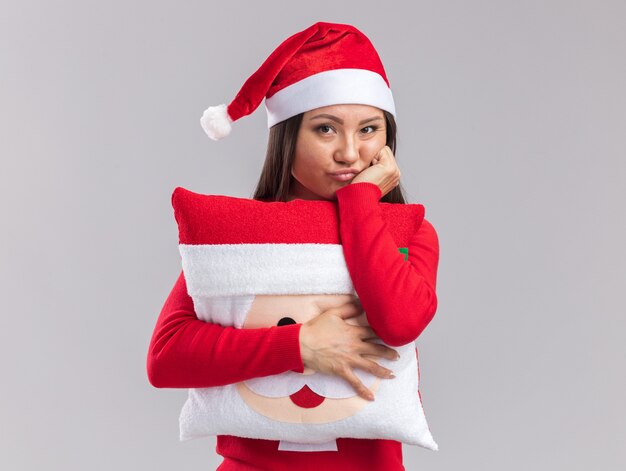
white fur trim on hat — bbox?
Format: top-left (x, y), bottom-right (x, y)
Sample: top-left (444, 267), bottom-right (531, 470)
top-left (200, 104), bottom-right (233, 140)
top-left (264, 68), bottom-right (396, 127)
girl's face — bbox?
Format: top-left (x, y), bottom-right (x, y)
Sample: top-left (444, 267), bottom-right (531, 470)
top-left (289, 104), bottom-right (387, 201)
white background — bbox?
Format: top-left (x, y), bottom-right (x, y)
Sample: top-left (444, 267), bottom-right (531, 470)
top-left (1, 1), bottom-right (625, 469)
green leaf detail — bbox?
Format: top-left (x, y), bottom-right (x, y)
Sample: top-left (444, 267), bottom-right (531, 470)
top-left (398, 247), bottom-right (408, 261)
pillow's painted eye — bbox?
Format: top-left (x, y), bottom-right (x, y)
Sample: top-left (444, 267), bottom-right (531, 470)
top-left (277, 317), bottom-right (296, 326)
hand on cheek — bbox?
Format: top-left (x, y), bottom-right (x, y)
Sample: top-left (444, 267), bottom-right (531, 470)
top-left (351, 146), bottom-right (401, 197)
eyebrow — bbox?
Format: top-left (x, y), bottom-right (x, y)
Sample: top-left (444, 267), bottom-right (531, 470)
top-left (308, 114), bottom-right (384, 125)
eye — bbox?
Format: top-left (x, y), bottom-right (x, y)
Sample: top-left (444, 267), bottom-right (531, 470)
top-left (361, 125), bottom-right (378, 134)
top-left (277, 316), bottom-right (297, 326)
top-left (316, 124), bottom-right (334, 134)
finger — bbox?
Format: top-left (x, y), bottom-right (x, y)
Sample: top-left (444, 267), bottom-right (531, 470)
top-left (378, 145), bottom-right (393, 162)
top-left (362, 342), bottom-right (400, 361)
top-left (371, 145), bottom-right (387, 164)
top-left (355, 357), bottom-right (396, 380)
top-left (341, 367), bottom-right (375, 401)
top-left (344, 314), bottom-right (369, 327)
top-left (334, 302), bottom-right (364, 320)
top-left (348, 297), bottom-right (363, 308)
top-left (353, 325), bottom-right (377, 340)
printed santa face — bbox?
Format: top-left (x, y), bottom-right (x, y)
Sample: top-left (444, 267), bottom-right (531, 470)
top-left (235, 294), bottom-right (384, 424)
top-left (173, 188), bottom-right (437, 450)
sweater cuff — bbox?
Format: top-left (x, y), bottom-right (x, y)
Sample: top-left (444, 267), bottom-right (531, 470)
top-left (335, 182), bottom-right (382, 212)
top-left (271, 323), bottom-right (305, 374)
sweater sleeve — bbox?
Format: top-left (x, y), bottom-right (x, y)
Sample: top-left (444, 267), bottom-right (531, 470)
top-left (334, 182), bottom-right (440, 347)
top-left (146, 271), bottom-right (305, 388)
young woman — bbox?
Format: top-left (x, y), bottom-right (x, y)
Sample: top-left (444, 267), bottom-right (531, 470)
top-left (147, 22), bottom-right (439, 470)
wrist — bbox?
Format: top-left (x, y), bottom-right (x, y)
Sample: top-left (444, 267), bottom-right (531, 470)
top-left (335, 182), bottom-right (383, 212)
top-left (339, 181), bottom-right (382, 197)
top-left (299, 323), bottom-right (318, 369)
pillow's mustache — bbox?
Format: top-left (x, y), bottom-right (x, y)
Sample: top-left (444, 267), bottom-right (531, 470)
top-left (242, 367), bottom-right (380, 399)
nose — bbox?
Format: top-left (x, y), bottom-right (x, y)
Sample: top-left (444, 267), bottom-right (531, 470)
top-left (334, 134), bottom-right (359, 164)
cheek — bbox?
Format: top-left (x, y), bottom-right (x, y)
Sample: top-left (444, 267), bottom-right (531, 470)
top-left (363, 136), bottom-right (387, 159)
top-left (294, 134), bottom-right (330, 165)
top-left (295, 144), bottom-right (324, 166)
top-left (291, 150), bottom-right (307, 180)
top-left (292, 153), bottom-right (327, 188)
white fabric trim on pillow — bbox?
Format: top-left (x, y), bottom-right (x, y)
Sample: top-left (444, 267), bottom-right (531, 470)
top-left (179, 243), bottom-right (357, 297)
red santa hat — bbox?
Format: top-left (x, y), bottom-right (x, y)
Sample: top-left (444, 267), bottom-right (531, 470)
top-left (200, 21), bottom-right (396, 140)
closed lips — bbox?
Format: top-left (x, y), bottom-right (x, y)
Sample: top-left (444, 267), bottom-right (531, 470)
top-left (329, 172), bottom-right (357, 181)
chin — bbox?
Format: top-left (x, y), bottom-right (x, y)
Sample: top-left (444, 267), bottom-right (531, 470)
top-left (309, 188), bottom-right (335, 202)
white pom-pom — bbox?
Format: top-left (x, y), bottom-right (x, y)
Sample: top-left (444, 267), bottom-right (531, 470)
top-left (200, 104), bottom-right (232, 141)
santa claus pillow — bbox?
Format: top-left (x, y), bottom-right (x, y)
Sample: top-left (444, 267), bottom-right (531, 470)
top-left (171, 187), bottom-right (438, 452)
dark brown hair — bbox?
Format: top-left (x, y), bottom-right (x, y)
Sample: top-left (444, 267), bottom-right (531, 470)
top-left (252, 110), bottom-right (407, 204)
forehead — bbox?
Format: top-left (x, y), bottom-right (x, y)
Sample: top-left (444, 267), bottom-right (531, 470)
top-left (304, 103), bottom-right (384, 120)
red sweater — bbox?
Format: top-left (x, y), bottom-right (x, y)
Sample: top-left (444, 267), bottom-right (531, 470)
top-left (147, 182), bottom-right (440, 470)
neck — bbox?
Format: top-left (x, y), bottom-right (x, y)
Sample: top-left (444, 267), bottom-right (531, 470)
top-left (287, 179), bottom-right (334, 202)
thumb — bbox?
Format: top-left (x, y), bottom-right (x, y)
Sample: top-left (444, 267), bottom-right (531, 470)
top-left (335, 301), bottom-right (363, 320)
